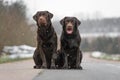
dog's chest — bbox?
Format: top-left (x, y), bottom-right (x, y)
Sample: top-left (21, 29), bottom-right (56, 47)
top-left (63, 38), bottom-right (78, 56)
top-left (42, 41), bottom-right (53, 49)
top-left (64, 38), bottom-right (77, 49)
top-left (42, 42), bottom-right (53, 52)
top-left (39, 30), bottom-right (50, 39)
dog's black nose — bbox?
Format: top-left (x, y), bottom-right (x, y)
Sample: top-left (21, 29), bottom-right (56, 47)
top-left (39, 17), bottom-right (44, 21)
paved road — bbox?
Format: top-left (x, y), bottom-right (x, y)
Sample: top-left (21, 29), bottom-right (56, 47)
top-left (0, 53), bottom-right (120, 80)
top-left (33, 62), bottom-right (120, 80)
top-left (0, 59), bottom-right (40, 80)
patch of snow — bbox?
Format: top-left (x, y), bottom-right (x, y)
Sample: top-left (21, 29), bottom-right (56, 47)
top-left (81, 32), bottom-right (120, 38)
top-left (91, 51), bottom-right (103, 58)
top-left (3, 46), bottom-right (20, 54)
top-left (91, 51), bottom-right (120, 61)
top-left (2, 45), bottom-right (36, 59)
top-left (19, 45), bottom-right (35, 51)
top-left (9, 53), bottom-right (33, 59)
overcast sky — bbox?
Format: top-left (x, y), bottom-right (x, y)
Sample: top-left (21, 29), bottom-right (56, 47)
top-left (6, 0), bottom-right (120, 20)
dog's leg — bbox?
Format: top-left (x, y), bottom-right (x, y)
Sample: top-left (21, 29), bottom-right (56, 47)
top-left (62, 50), bottom-right (68, 69)
top-left (79, 50), bottom-right (83, 69)
top-left (76, 49), bottom-right (80, 69)
top-left (79, 50), bottom-right (83, 63)
top-left (55, 50), bottom-right (65, 69)
top-left (39, 47), bottom-right (47, 68)
top-left (51, 53), bottom-right (57, 69)
top-left (33, 49), bottom-right (42, 69)
top-left (63, 53), bottom-right (68, 69)
top-left (51, 34), bottom-right (57, 69)
top-left (76, 49), bottom-right (83, 69)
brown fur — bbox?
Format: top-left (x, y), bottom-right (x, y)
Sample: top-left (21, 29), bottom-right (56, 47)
top-left (56, 17), bottom-right (83, 69)
top-left (33, 11), bottom-right (57, 69)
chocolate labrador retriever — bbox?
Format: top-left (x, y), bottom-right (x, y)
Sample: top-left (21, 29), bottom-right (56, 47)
top-left (33, 11), bottom-right (57, 69)
top-left (56, 17), bottom-right (82, 69)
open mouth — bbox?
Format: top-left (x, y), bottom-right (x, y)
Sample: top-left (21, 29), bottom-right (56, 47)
top-left (66, 27), bottom-right (73, 34)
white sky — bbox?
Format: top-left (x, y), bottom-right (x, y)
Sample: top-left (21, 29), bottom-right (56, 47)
top-left (6, 0), bottom-right (120, 20)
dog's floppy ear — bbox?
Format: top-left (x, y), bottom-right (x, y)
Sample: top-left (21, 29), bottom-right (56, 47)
top-left (74, 17), bottom-right (81, 26)
top-left (33, 11), bottom-right (40, 21)
top-left (60, 17), bottom-right (67, 26)
top-left (47, 11), bottom-right (53, 19)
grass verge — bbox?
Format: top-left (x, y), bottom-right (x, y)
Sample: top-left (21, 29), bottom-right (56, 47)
top-left (0, 55), bottom-right (32, 64)
top-left (91, 53), bottom-right (120, 61)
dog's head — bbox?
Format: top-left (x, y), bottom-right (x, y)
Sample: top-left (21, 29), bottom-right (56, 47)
top-left (33, 11), bottom-right (53, 27)
top-left (60, 17), bottom-right (81, 35)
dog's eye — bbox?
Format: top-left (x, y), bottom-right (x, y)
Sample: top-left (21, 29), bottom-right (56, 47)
top-left (72, 20), bottom-right (75, 24)
top-left (70, 20), bottom-right (74, 23)
top-left (65, 19), bottom-right (69, 22)
top-left (71, 21), bottom-right (74, 24)
top-left (65, 21), bottom-right (69, 24)
top-left (39, 13), bottom-right (41, 16)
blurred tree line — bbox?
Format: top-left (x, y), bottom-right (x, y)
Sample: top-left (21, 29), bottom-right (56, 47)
top-left (0, 0), bottom-right (120, 54)
top-left (0, 0), bottom-right (36, 52)
top-left (53, 17), bottom-right (120, 34)
top-left (81, 37), bottom-right (120, 54)
top-left (80, 18), bottom-right (120, 33)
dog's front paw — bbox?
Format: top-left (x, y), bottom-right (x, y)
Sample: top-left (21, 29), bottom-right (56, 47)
top-left (51, 65), bottom-right (56, 69)
top-left (76, 65), bottom-right (83, 70)
top-left (41, 63), bottom-right (47, 69)
top-left (62, 65), bottom-right (68, 69)
top-left (33, 65), bottom-right (41, 69)
top-left (41, 65), bottom-right (47, 69)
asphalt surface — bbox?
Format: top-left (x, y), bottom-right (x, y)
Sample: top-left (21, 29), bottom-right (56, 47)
top-left (33, 53), bottom-right (120, 80)
top-left (33, 62), bottom-right (120, 80)
top-left (0, 53), bottom-right (120, 80)
top-left (0, 59), bottom-right (40, 80)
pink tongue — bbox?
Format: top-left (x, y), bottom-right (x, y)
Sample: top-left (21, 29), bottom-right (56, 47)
top-left (67, 30), bottom-right (73, 34)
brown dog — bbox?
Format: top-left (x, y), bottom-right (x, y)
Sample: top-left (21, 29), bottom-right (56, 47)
top-left (56, 17), bottom-right (83, 69)
top-left (33, 11), bottom-right (57, 69)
